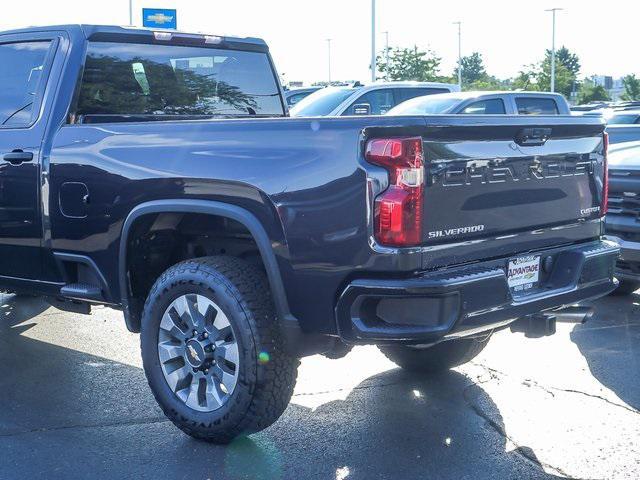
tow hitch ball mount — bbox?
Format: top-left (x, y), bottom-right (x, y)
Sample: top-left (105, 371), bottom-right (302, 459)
top-left (510, 306), bottom-right (594, 338)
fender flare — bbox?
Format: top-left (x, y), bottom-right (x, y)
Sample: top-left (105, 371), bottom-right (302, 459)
top-left (118, 199), bottom-right (292, 332)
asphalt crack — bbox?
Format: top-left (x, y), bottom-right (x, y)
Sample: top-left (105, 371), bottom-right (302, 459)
top-left (462, 367), bottom-right (573, 478)
top-left (471, 361), bottom-right (639, 415)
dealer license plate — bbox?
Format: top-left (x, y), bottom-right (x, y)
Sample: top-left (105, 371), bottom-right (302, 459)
top-left (507, 255), bottom-right (540, 292)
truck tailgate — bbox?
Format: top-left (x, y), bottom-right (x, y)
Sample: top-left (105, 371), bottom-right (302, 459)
top-left (420, 118), bottom-right (606, 246)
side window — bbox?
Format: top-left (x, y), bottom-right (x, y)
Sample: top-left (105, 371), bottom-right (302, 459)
top-left (397, 88), bottom-right (450, 103)
top-left (461, 99), bottom-right (506, 114)
top-left (345, 89), bottom-right (394, 115)
top-left (515, 97), bottom-right (559, 115)
top-left (0, 41), bottom-right (51, 127)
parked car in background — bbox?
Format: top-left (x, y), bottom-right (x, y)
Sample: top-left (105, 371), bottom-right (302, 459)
top-left (283, 86), bottom-right (322, 107)
top-left (607, 110), bottom-right (640, 125)
top-left (571, 102), bottom-right (612, 113)
top-left (604, 141), bottom-right (640, 294)
top-left (290, 81), bottom-right (459, 117)
top-left (387, 91), bottom-right (570, 115)
top-left (606, 125), bottom-right (640, 145)
top-left (614, 101), bottom-right (640, 111)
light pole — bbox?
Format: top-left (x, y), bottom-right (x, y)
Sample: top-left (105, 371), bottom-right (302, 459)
top-left (382, 31), bottom-right (389, 79)
top-left (371, 0), bottom-right (376, 82)
top-left (453, 21), bottom-right (462, 90)
top-left (326, 38), bottom-right (332, 84)
top-left (546, 8), bottom-right (563, 93)
top-left (129, 0), bottom-right (133, 25)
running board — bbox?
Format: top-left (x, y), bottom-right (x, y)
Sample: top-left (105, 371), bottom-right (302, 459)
top-left (60, 283), bottom-right (104, 302)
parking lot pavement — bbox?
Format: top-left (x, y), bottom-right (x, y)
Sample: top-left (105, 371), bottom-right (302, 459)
top-left (0, 293), bottom-right (637, 480)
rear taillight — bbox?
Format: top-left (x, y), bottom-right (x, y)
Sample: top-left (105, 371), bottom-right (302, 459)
top-left (365, 137), bottom-right (424, 246)
top-left (602, 132), bottom-right (609, 216)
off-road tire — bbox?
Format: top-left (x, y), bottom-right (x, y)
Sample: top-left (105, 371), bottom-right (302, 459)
top-left (379, 335), bottom-right (492, 373)
top-left (140, 256), bottom-right (299, 443)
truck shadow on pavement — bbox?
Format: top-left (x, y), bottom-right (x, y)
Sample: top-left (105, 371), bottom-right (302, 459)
top-left (0, 295), bottom-right (561, 480)
top-left (572, 292), bottom-right (640, 411)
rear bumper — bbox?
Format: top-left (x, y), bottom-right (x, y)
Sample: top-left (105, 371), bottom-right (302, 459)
top-left (335, 240), bottom-right (619, 344)
top-left (604, 234), bottom-right (640, 280)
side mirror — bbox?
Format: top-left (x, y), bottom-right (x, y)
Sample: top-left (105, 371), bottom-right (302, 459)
top-left (352, 103), bottom-right (371, 115)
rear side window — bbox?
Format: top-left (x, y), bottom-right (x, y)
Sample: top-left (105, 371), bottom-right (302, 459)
top-left (76, 42), bottom-right (284, 122)
top-left (397, 87), bottom-right (450, 103)
top-left (344, 89), bottom-right (394, 115)
top-left (0, 41), bottom-right (51, 127)
top-left (461, 99), bottom-right (506, 114)
top-left (516, 97), bottom-right (559, 115)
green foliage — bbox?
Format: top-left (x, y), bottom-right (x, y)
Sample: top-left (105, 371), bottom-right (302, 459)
top-left (545, 46), bottom-right (581, 77)
top-left (377, 46), bottom-right (442, 82)
top-left (538, 58), bottom-right (576, 97)
top-left (467, 76), bottom-right (509, 91)
top-left (453, 52), bottom-right (487, 85)
top-left (577, 79), bottom-right (611, 104)
top-left (512, 69), bottom-right (541, 91)
top-left (621, 74), bottom-right (640, 101)
top-left (511, 46), bottom-right (580, 98)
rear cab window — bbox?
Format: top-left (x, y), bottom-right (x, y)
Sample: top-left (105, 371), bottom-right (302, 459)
top-left (461, 99), bottom-right (506, 114)
top-left (344, 89), bottom-right (395, 115)
top-left (75, 41), bottom-right (285, 123)
top-left (516, 97), bottom-right (559, 115)
top-left (0, 40), bottom-right (52, 127)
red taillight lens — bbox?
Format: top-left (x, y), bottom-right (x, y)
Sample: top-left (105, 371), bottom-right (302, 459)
top-left (602, 132), bottom-right (609, 216)
top-left (365, 137), bottom-right (424, 246)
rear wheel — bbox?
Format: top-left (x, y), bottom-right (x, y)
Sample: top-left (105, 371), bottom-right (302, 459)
top-left (141, 256), bottom-right (299, 443)
top-left (379, 335), bottom-right (491, 373)
top-left (612, 279), bottom-right (640, 296)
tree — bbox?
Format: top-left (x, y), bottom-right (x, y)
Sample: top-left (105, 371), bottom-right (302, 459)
top-left (512, 68), bottom-right (540, 91)
top-left (467, 76), bottom-right (509, 91)
top-left (577, 79), bottom-right (611, 104)
top-left (621, 74), bottom-right (640, 101)
top-left (377, 46), bottom-right (441, 82)
top-left (537, 58), bottom-right (575, 97)
top-left (511, 47), bottom-right (581, 98)
top-left (546, 46), bottom-right (581, 77)
top-left (453, 52), bottom-right (487, 85)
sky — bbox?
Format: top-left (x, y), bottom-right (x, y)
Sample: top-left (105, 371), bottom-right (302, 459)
top-left (0, 0), bottom-right (636, 85)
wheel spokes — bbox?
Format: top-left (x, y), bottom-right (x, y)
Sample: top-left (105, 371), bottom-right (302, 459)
top-left (215, 341), bottom-right (239, 367)
top-left (158, 341), bottom-right (183, 363)
top-left (158, 293), bottom-right (239, 412)
top-left (211, 362), bottom-right (238, 394)
top-left (160, 307), bottom-right (188, 342)
top-left (164, 364), bottom-right (192, 393)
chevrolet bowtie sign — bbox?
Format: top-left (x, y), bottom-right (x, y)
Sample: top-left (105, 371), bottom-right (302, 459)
top-left (142, 8), bottom-right (177, 29)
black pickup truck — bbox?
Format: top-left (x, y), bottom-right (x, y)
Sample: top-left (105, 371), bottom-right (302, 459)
top-left (0, 24), bottom-right (618, 443)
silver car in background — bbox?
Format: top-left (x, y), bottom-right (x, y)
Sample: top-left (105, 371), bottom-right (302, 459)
top-left (290, 81), bottom-right (459, 117)
top-left (386, 91), bottom-right (571, 115)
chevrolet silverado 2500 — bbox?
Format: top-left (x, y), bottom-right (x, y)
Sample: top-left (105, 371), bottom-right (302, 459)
top-left (0, 24), bottom-right (618, 443)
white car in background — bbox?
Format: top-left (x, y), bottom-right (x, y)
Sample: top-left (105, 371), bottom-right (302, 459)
top-left (290, 81), bottom-right (459, 117)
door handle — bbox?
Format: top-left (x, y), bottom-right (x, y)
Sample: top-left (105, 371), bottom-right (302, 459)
top-left (4, 151), bottom-right (34, 165)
